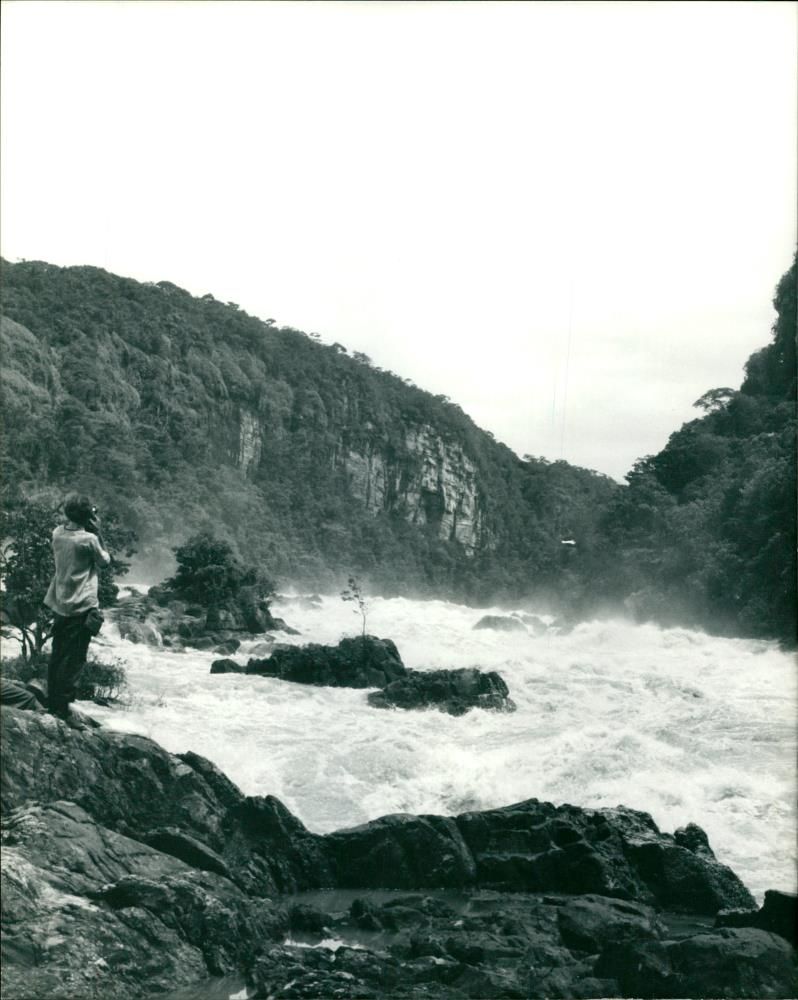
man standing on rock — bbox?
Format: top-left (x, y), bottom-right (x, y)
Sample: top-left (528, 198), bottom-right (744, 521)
top-left (44, 493), bottom-right (110, 725)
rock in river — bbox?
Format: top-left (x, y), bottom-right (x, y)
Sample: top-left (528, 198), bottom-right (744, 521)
top-left (367, 666), bottom-right (516, 715)
top-left (245, 635), bottom-right (407, 688)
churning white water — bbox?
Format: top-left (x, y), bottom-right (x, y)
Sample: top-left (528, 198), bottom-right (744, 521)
top-left (86, 594), bottom-right (796, 904)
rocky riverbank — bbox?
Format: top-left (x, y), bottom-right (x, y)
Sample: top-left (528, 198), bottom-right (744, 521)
top-left (1, 706), bottom-right (795, 999)
top-left (111, 588), bottom-right (300, 654)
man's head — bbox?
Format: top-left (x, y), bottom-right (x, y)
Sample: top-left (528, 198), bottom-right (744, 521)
top-left (63, 493), bottom-right (94, 528)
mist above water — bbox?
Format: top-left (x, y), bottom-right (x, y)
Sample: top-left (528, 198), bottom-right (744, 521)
top-left (88, 593), bottom-right (796, 903)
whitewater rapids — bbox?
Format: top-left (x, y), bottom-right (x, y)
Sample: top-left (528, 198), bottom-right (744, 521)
top-left (85, 593), bottom-right (796, 903)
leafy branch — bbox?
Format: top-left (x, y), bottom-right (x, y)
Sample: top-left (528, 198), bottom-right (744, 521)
top-left (340, 575), bottom-right (369, 638)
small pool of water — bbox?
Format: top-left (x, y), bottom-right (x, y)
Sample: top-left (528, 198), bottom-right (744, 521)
top-left (151, 975), bottom-right (247, 1000)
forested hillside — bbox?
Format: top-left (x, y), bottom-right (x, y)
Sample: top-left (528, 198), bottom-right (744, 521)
top-left (1, 256), bottom-right (794, 641)
top-left (590, 253), bottom-right (797, 643)
top-left (0, 260), bottom-right (615, 602)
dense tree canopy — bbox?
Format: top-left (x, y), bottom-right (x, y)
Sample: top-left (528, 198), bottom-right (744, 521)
top-left (591, 252), bottom-right (797, 642)
top-left (167, 531), bottom-right (272, 607)
top-left (1, 253), bottom-right (794, 642)
top-left (0, 258), bottom-right (615, 604)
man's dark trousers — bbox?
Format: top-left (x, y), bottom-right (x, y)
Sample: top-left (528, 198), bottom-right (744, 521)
top-left (48, 612), bottom-right (92, 717)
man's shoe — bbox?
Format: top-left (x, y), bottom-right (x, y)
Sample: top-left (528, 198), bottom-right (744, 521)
top-left (63, 712), bottom-right (89, 731)
top-left (25, 681), bottom-right (48, 708)
top-left (50, 708), bottom-right (88, 731)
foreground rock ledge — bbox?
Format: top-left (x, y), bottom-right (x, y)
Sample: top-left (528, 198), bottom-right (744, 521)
top-left (1, 707), bottom-right (795, 999)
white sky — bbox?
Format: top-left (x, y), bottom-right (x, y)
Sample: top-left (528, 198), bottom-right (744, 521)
top-left (2, 1), bottom-right (795, 481)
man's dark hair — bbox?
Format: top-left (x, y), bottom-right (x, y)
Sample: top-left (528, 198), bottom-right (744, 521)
top-left (63, 493), bottom-right (94, 527)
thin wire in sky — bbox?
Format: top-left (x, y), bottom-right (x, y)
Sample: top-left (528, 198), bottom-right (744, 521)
top-left (559, 277), bottom-right (575, 460)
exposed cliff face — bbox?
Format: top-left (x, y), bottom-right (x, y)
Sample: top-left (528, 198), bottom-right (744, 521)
top-left (231, 403), bottom-right (489, 553)
top-left (339, 425), bottom-right (487, 554)
top-left (237, 409), bottom-right (263, 476)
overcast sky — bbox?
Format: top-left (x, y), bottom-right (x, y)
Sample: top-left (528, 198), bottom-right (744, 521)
top-left (2, 1), bottom-right (795, 481)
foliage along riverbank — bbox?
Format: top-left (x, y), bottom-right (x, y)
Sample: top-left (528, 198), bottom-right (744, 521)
top-left (1, 252), bottom-right (795, 643)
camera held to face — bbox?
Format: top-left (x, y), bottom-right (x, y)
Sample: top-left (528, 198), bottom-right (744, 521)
top-left (63, 494), bottom-right (99, 532)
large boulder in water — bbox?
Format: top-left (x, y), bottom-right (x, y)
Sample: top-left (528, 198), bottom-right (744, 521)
top-left (246, 635), bottom-right (407, 688)
top-left (367, 667), bottom-right (515, 715)
top-left (473, 614), bottom-right (527, 632)
top-left (210, 657), bottom-right (246, 674)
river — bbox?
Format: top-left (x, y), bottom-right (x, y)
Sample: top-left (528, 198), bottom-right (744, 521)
top-left (86, 592), bottom-right (796, 905)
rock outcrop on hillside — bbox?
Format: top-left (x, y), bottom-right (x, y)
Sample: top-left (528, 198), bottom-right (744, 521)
top-left (2, 706), bottom-right (795, 1000)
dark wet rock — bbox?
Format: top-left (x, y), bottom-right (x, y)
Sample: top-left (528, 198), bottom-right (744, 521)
top-left (287, 903), bottom-right (330, 934)
top-left (716, 889), bottom-right (797, 944)
top-left (750, 890), bottom-right (797, 944)
top-left (247, 635), bottom-right (407, 688)
top-left (2, 708), bottom-right (289, 899)
top-left (188, 635), bottom-right (216, 650)
top-left (452, 799), bottom-right (756, 913)
top-left (326, 814), bottom-right (477, 889)
top-left (596, 926), bottom-right (798, 998)
top-left (351, 896), bottom-right (392, 931)
top-left (225, 795), bottom-right (335, 894)
top-left (241, 640), bottom-right (514, 716)
top-left (1, 800), bottom-right (285, 1000)
top-left (110, 589), bottom-right (296, 652)
top-left (319, 891), bottom-right (797, 1000)
top-left (473, 614), bottom-right (527, 632)
top-left (674, 820), bottom-right (714, 857)
top-left (612, 806), bottom-right (756, 913)
top-left (250, 944), bottom-right (402, 1000)
top-left (0, 678), bottom-right (47, 712)
top-left (210, 658), bottom-right (246, 674)
top-left (142, 826), bottom-right (234, 880)
top-left (2, 706), bottom-right (790, 1000)
top-left (367, 667), bottom-right (515, 716)
top-left (213, 637), bottom-right (241, 655)
top-left (269, 617), bottom-right (301, 635)
top-left (556, 894), bottom-right (665, 953)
